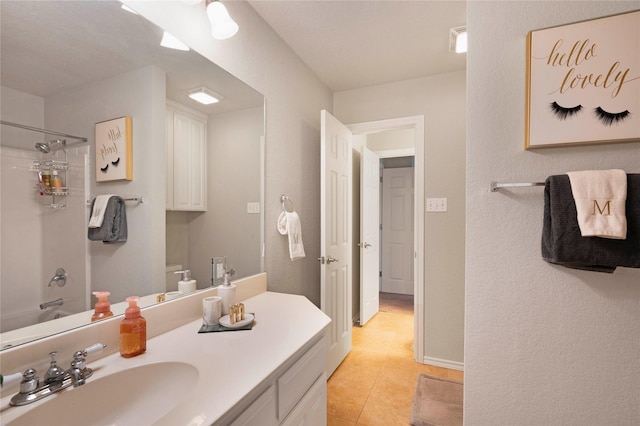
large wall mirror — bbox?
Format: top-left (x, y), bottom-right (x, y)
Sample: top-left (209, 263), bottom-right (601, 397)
top-left (0, 1), bottom-right (265, 349)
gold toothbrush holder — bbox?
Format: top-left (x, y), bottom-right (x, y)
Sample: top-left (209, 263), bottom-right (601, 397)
top-left (229, 303), bottom-right (245, 324)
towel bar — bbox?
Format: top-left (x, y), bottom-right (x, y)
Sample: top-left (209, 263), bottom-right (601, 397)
top-left (86, 197), bottom-right (144, 205)
top-left (491, 182), bottom-right (545, 192)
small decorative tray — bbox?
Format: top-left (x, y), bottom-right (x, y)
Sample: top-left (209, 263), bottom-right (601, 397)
top-left (197, 313), bottom-right (255, 333)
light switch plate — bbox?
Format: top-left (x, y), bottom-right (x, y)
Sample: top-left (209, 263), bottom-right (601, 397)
top-left (426, 198), bottom-right (447, 212)
top-left (247, 202), bottom-right (260, 214)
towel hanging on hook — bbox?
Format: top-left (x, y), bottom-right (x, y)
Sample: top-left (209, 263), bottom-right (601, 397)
top-left (281, 195), bottom-right (294, 213)
top-left (278, 195), bottom-right (305, 260)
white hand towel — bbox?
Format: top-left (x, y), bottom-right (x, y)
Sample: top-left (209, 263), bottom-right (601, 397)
top-left (567, 169), bottom-right (627, 239)
top-left (89, 195), bottom-right (117, 228)
top-left (277, 211), bottom-right (306, 260)
top-left (277, 211), bottom-right (288, 235)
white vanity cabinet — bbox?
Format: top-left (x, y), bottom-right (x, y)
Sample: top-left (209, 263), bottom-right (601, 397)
top-left (224, 336), bottom-right (327, 426)
top-left (0, 287), bottom-right (331, 426)
top-left (166, 101), bottom-right (207, 211)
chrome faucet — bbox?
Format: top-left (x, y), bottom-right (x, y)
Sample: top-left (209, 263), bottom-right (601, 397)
top-left (47, 268), bottom-right (67, 287)
top-left (39, 298), bottom-right (64, 310)
top-left (67, 347), bottom-right (96, 387)
top-left (44, 352), bottom-right (66, 386)
top-left (8, 343), bottom-right (105, 406)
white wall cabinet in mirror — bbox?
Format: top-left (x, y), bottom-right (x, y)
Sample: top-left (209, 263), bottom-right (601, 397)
top-left (166, 101), bottom-right (207, 212)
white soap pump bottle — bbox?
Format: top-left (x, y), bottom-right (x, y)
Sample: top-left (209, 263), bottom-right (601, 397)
top-left (175, 270), bottom-right (197, 294)
top-left (218, 270), bottom-right (236, 317)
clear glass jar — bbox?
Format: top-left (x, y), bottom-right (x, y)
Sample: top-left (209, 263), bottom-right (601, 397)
top-left (41, 170), bottom-right (51, 189)
top-left (51, 170), bottom-right (63, 193)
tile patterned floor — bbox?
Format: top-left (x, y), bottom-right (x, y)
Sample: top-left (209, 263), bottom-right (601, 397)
top-left (327, 292), bottom-right (464, 426)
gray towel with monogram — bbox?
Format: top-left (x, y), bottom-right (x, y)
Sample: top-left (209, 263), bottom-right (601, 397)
top-left (542, 174), bottom-right (640, 273)
top-left (88, 196), bottom-right (127, 243)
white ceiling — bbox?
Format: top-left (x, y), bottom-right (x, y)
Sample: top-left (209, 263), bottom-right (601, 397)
top-left (0, 1), bottom-right (263, 116)
top-left (248, 0), bottom-right (467, 92)
top-left (1, 1), bottom-right (466, 113)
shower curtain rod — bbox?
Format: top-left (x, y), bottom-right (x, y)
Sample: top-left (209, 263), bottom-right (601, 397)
top-left (0, 120), bottom-right (88, 143)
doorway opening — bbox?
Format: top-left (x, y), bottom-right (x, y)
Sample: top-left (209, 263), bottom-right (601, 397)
top-left (380, 157), bottom-right (414, 296)
top-left (348, 115), bottom-right (424, 363)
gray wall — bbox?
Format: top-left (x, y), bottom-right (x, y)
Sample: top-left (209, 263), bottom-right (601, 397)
top-left (334, 72), bottom-right (467, 366)
top-left (189, 106), bottom-right (264, 285)
top-left (130, 3), bottom-right (466, 368)
top-left (466, 2), bottom-right (640, 424)
top-left (47, 66), bottom-right (167, 302)
top-left (128, 0), bottom-right (332, 307)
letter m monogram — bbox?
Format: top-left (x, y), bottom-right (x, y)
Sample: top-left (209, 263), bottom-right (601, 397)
top-left (592, 200), bottom-right (611, 216)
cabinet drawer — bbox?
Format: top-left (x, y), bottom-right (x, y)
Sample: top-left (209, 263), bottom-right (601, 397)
top-left (277, 338), bottom-right (325, 421)
top-left (281, 373), bottom-right (327, 426)
top-left (229, 385), bottom-right (277, 426)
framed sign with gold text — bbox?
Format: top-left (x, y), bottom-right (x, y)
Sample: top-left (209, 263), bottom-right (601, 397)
top-left (525, 11), bottom-right (640, 149)
top-left (95, 116), bottom-right (133, 181)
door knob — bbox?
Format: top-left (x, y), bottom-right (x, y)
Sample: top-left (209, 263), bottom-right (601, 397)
top-left (326, 256), bottom-right (338, 264)
top-left (358, 242), bottom-right (372, 248)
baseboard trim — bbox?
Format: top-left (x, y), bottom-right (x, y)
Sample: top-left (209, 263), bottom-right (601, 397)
top-left (423, 356), bottom-right (464, 371)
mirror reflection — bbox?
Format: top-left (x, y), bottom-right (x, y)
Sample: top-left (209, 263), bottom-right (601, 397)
top-left (0, 0), bottom-right (265, 349)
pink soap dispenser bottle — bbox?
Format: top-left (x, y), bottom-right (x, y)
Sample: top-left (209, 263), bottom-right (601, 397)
top-left (119, 296), bottom-right (146, 358)
top-left (91, 291), bottom-right (113, 322)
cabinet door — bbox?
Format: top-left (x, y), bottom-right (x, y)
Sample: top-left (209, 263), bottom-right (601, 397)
top-left (166, 109), bottom-right (175, 210)
top-left (281, 374), bottom-right (327, 426)
top-left (277, 338), bottom-right (325, 421)
top-left (172, 110), bottom-right (207, 211)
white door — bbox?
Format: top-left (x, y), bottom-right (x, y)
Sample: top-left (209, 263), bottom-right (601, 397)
top-left (381, 167), bottom-right (414, 294)
top-left (359, 147), bottom-right (380, 325)
top-left (320, 110), bottom-right (352, 377)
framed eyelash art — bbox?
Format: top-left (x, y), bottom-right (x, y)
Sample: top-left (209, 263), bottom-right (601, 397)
top-left (95, 116), bottom-right (133, 182)
top-left (525, 10), bottom-right (640, 149)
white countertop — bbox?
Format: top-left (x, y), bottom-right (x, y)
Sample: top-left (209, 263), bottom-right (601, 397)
top-left (0, 291), bottom-right (330, 425)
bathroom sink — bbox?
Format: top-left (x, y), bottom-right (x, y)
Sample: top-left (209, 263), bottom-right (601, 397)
top-left (7, 361), bottom-right (199, 426)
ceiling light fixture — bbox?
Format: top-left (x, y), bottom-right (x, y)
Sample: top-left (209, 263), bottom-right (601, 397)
top-left (449, 26), bottom-right (467, 54)
top-left (187, 87), bottom-right (223, 105)
top-left (120, 4), bottom-right (138, 15)
top-left (161, 31), bottom-right (190, 51)
top-left (205, 0), bottom-right (239, 40)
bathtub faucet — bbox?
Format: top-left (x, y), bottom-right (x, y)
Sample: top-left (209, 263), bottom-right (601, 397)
top-left (39, 298), bottom-right (64, 310)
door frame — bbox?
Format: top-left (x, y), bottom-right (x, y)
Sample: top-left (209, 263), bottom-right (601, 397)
top-left (348, 115), bottom-right (425, 363)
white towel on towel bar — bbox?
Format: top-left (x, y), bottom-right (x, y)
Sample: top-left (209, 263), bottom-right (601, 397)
top-left (567, 169), bottom-right (627, 239)
top-left (277, 211), bottom-right (306, 260)
top-left (88, 194), bottom-right (117, 228)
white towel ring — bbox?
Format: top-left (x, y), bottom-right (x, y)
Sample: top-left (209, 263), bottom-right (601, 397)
top-left (280, 195), bottom-right (295, 213)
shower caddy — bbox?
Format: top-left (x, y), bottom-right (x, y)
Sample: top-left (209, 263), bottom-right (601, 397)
top-left (1, 120), bottom-right (87, 210)
top-left (31, 158), bottom-right (69, 209)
